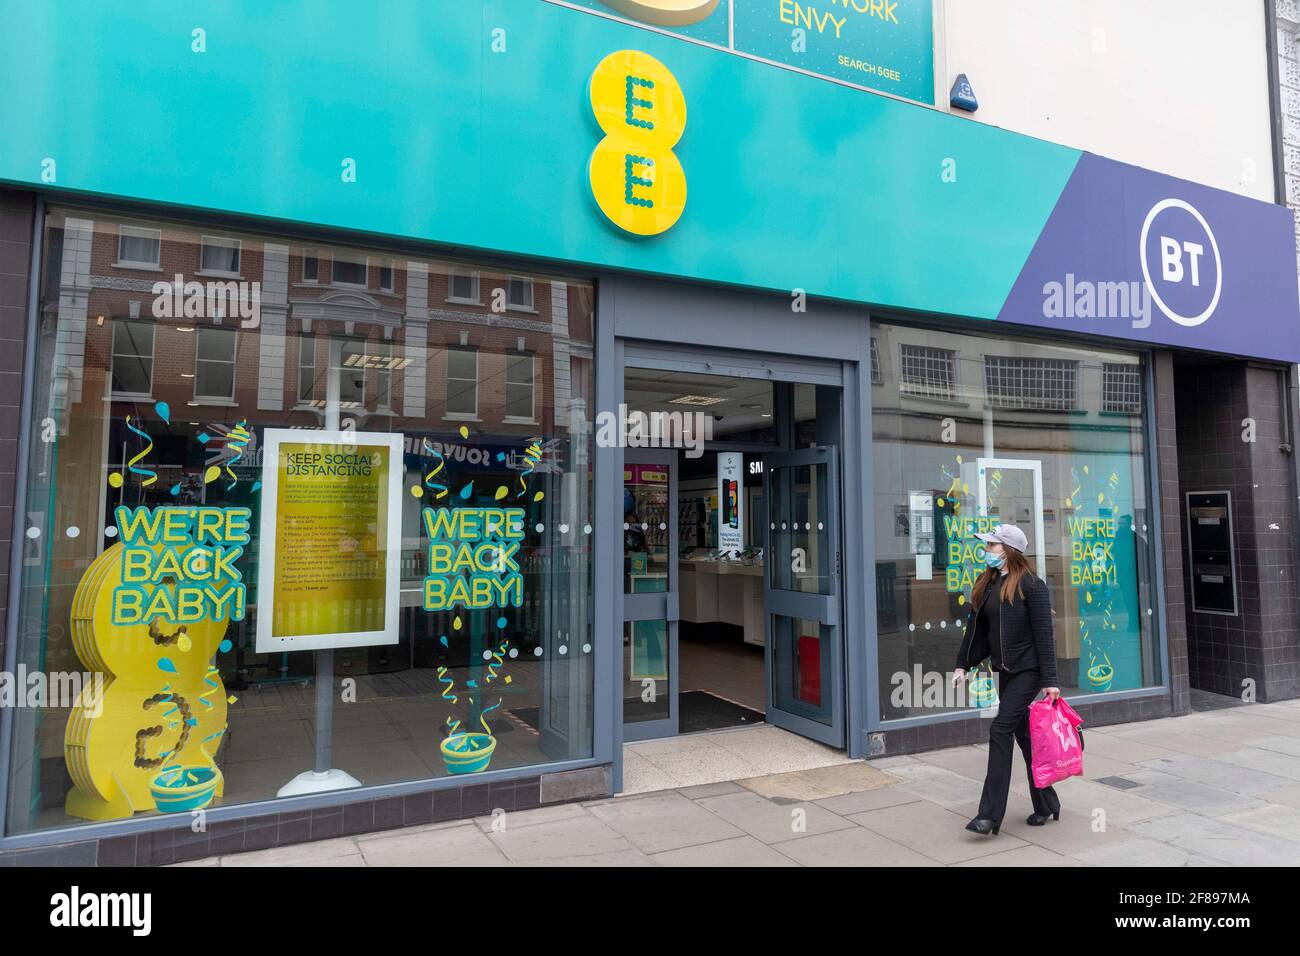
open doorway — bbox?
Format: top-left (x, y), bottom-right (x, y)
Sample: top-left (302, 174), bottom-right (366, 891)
top-left (620, 362), bottom-right (845, 747)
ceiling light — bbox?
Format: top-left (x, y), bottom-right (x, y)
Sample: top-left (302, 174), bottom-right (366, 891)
top-left (667, 394), bottom-right (724, 406)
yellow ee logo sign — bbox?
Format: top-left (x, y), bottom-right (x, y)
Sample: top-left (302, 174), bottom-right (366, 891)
top-left (599, 0), bottom-right (720, 27)
top-left (588, 50), bottom-right (687, 237)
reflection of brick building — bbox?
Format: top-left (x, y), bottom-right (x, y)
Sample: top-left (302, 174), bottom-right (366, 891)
top-left (34, 211), bottom-right (595, 683)
top-left (42, 214), bottom-right (594, 444)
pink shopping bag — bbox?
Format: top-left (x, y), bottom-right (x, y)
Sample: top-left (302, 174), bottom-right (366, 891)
top-left (1029, 697), bottom-right (1084, 788)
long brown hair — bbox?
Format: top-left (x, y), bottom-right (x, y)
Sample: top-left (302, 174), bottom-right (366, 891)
top-left (971, 546), bottom-right (1032, 607)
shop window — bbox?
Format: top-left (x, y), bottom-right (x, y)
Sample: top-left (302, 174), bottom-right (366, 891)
top-left (505, 351), bottom-right (536, 421)
top-left (199, 235), bottom-right (241, 275)
top-left (448, 268), bottom-right (479, 303)
top-left (110, 320), bottom-right (156, 397)
top-left (302, 248), bottom-right (319, 283)
top-left (8, 206), bottom-right (597, 837)
top-left (983, 356), bottom-right (1079, 411)
top-left (115, 225), bottom-right (161, 269)
top-left (873, 322), bottom-right (1158, 721)
top-left (446, 345), bottom-right (478, 417)
top-left (332, 251), bottom-right (367, 287)
top-left (899, 344), bottom-right (957, 401)
top-left (1103, 362), bottom-right (1143, 414)
top-left (507, 276), bottom-right (534, 311)
top-left (194, 327), bottom-right (237, 401)
top-left (298, 333), bottom-right (316, 402)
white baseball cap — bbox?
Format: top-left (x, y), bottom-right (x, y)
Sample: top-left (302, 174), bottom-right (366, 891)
top-left (975, 523), bottom-right (1028, 552)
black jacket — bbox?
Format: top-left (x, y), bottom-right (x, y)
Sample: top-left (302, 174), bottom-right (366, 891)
top-left (955, 573), bottom-right (1058, 687)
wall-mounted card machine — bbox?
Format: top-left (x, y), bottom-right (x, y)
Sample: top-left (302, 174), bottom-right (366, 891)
top-left (1186, 490), bottom-right (1237, 615)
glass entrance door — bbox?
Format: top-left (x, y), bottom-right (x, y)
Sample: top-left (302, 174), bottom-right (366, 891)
top-left (622, 450), bottom-right (678, 741)
top-left (762, 447), bottom-right (844, 747)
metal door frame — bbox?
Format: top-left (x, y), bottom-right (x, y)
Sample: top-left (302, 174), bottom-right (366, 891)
top-left (621, 448), bottom-right (680, 742)
top-left (762, 445), bottom-right (845, 747)
top-left (976, 457), bottom-right (1045, 577)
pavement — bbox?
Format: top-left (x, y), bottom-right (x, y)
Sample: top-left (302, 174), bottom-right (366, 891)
top-left (177, 697), bottom-right (1300, 867)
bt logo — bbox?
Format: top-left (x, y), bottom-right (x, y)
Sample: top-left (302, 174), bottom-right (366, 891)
top-left (1139, 198), bottom-right (1222, 328)
top-left (588, 50), bottom-right (687, 237)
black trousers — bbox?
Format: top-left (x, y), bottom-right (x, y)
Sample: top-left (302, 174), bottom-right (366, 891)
top-left (977, 668), bottom-right (1061, 824)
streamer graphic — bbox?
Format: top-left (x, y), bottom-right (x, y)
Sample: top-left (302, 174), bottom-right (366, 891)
top-left (124, 415), bottom-right (158, 487)
top-left (515, 438), bottom-right (543, 498)
top-left (421, 438), bottom-right (448, 499)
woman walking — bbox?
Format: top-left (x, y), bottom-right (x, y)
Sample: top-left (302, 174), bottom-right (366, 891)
top-left (951, 523), bottom-right (1062, 835)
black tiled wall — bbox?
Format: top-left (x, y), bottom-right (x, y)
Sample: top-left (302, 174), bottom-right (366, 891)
top-left (1174, 361), bottom-right (1300, 702)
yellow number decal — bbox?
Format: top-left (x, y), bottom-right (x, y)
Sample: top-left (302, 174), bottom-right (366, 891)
top-left (588, 50), bottom-right (687, 237)
top-left (598, 0), bottom-right (720, 27)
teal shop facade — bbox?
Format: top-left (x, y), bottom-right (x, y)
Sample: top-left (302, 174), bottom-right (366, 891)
top-left (0, 1), bottom-right (1297, 863)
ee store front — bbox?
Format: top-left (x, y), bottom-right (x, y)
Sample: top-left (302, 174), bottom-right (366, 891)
top-left (0, 1), bottom-right (1298, 861)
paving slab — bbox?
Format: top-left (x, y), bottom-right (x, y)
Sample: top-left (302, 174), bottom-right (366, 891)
top-left (585, 790), bottom-right (745, 853)
top-left (695, 789), bottom-right (856, 843)
top-left (738, 761), bottom-right (900, 801)
top-left (814, 786), bottom-right (923, 816)
top-left (483, 814), bottom-right (632, 864)
top-left (652, 835), bottom-right (800, 867)
top-left (1218, 803), bottom-right (1300, 845)
top-left (1128, 812), bottom-right (1300, 866)
top-left (359, 823), bottom-right (510, 866)
top-left (848, 799), bottom-right (1029, 864)
top-left (953, 844), bottom-right (1079, 866)
top-left (774, 823), bottom-right (941, 866)
top-left (1135, 753), bottom-right (1295, 796)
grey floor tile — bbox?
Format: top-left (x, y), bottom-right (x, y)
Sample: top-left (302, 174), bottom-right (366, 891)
top-left (653, 835), bottom-right (801, 867)
top-left (848, 800), bottom-right (1027, 863)
top-left (694, 790), bottom-right (856, 844)
top-left (774, 823), bottom-right (941, 866)
top-left (585, 791), bottom-right (745, 853)
top-left (1128, 812), bottom-right (1300, 866)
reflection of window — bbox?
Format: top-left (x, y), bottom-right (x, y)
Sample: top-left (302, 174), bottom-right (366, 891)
top-left (505, 351), bottom-right (536, 420)
top-left (338, 340), bottom-right (366, 405)
top-left (448, 269), bottom-right (479, 303)
top-left (1102, 362), bottom-right (1143, 414)
top-left (298, 334), bottom-right (316, 402)
top-left (111, 321), bottom-right (155, 396)
top-left (870, 337), bottom-right (882, 384)
top-left (899, 344), bottom-right (957, 400)
top-left (332, 252), bottom-right (367, 287)
top-left (374, 340), bottom-right (393, 410)
top-left (446, 346), bottom-right (478, 417)
top-left (507, 276), bottom-right (534, 311)
top-left (378, 259), bottom-right (394, 293)
top-left (115, 226), bottom-right (161, 268)
top-left (200, 235), bottom-right (240, 275)
top-left (194, 327), bottom-right (237, 400)
top-left (302, 249), bottom-right (318, 283)
top-left (983, 356), bottom-right (1078, 411)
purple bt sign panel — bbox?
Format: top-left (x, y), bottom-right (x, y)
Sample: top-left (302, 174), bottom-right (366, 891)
top-left (998, 153), bottom-right (1300, 362)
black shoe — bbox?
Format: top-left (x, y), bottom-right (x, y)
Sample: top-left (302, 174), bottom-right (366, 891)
top-left (1026, 810), bottom-right (1060, 826)
top-left (965, 816), bottom-right (1000, 836)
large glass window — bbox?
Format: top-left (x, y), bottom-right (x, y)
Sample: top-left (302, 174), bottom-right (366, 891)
top-left (873, 322), bottom-right (1159, 720)
top-left (5, 207), bottom-right (596, 835)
